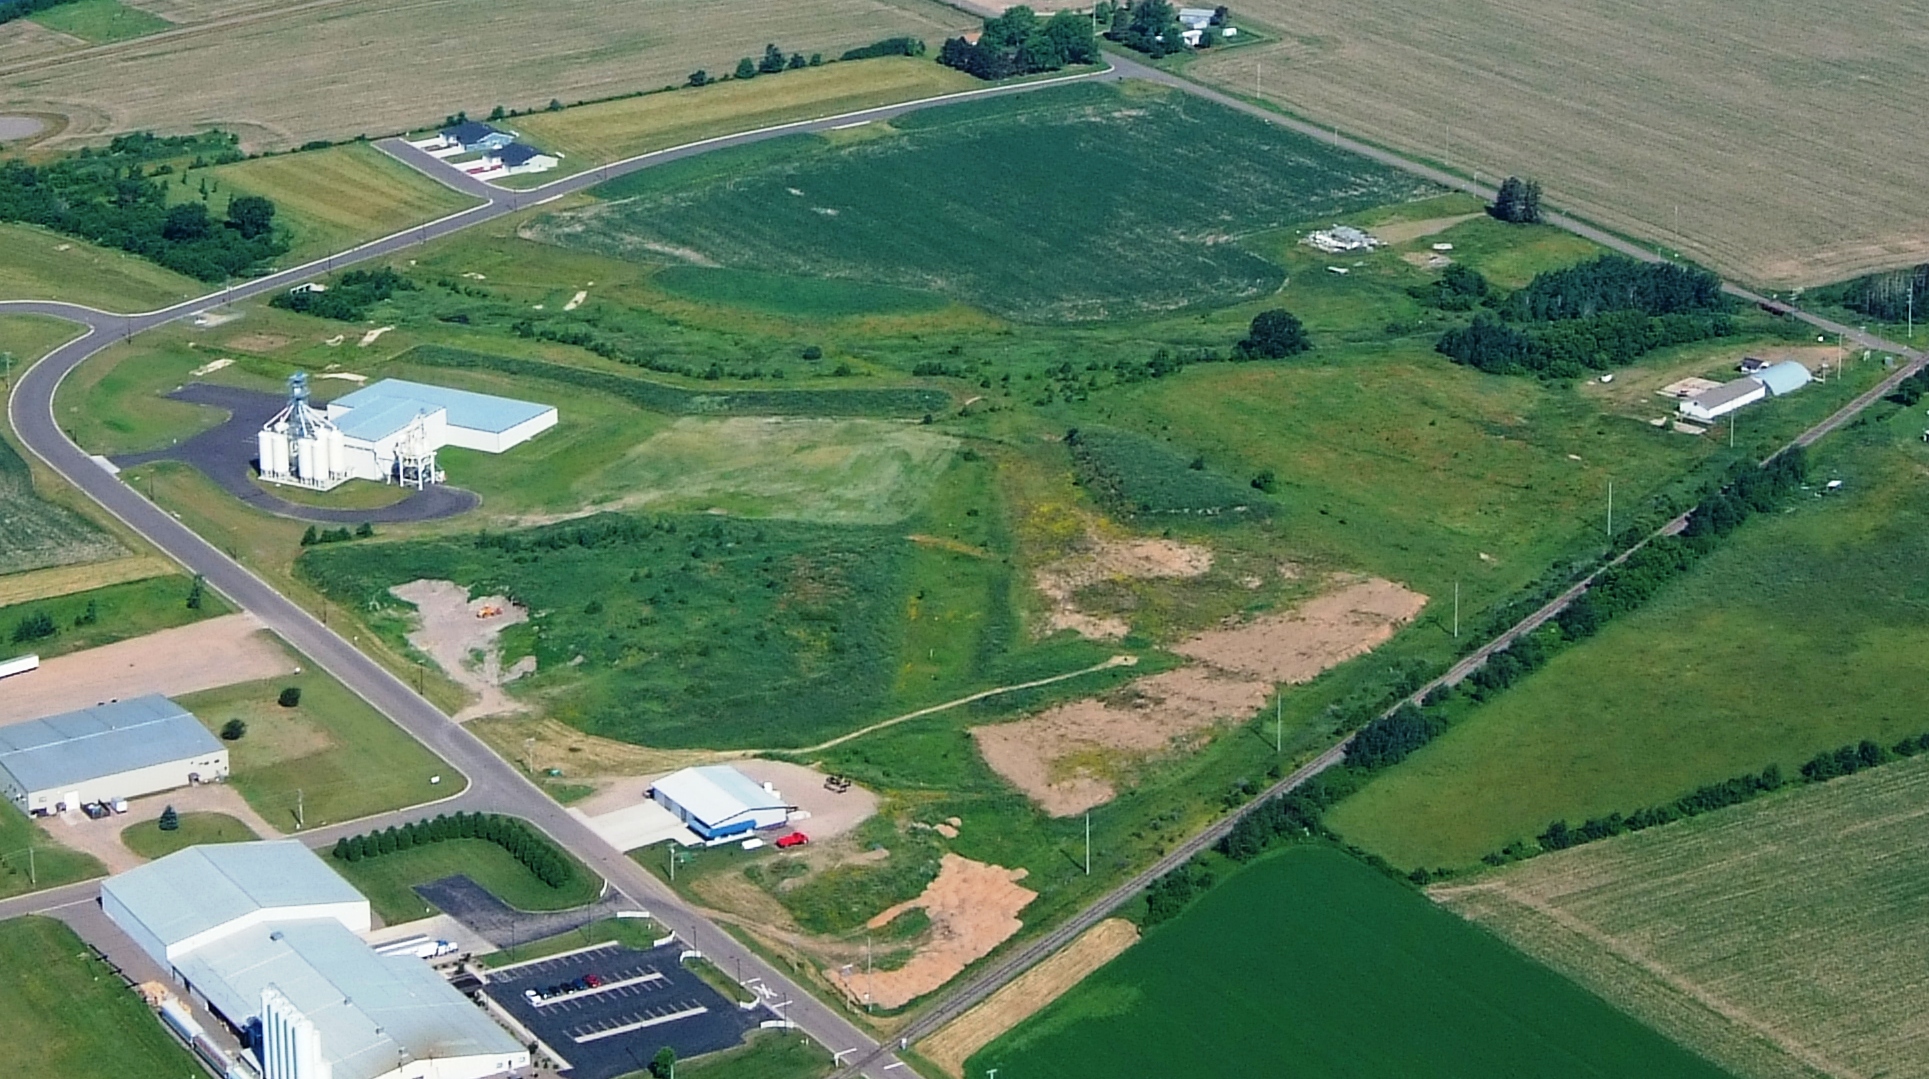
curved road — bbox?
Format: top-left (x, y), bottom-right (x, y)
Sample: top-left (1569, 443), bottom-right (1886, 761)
top-left (3, 51), bottom-right (1924, 1079)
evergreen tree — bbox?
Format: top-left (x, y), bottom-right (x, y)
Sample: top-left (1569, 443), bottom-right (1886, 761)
top-left (158, 805), bottom-right (179, 831)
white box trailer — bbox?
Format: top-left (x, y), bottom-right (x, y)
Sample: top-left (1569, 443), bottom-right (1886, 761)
top-left (0, 654), bottom-right (38, 680)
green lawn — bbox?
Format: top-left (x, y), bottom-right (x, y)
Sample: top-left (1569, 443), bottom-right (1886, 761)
top-left (332, 837), bottom-right (601, 925)
top-left (0, 916), bottom-right (202, 1079)
top-left (28, 0), bottom-right (170, 43)
top-left (0, 575), bottom-right (228, 660)
top-left (1328, 397), bottom-right (1929, 870)
top-left (972, 845), bottom-right (1735, 1079)
top-left (177, 658), bottom-right (457, 831)
top-left (479, 916), bottom-right (664, 968)
top-left (532, 80), bottom-right (1439, 321)
top-left (54, 335), bottom-right (265, 457)
top-left (0, 805), bottom-right (102, 900)
top-left (664, 1031), bottom-right (831, 1079)
top-left (0, 221), bottom-right (202, 311)
top-left (119, 811), bottom-right (256, 860)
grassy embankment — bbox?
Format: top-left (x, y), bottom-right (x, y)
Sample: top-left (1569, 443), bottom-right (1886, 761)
top-left (331, 836), bottom-right (601, 925)
top-left (120, 812), bottom-right (256, 859)
top-left (0, 223), bottom-right (201, 310)
top-left (0, 916), bottom-right (202, 1079)
top-left (971, 844), bottom-right (1735, 1079)
top-left (1328, 393), bottom-right (1929, 870)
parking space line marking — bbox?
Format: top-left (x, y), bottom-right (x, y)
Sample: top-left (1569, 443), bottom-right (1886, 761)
top-left (569, 1004), bottom-right (711, 1043)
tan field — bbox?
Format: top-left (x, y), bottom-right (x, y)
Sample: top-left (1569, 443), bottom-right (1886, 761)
top-left (1192, 0), bottom-right (1929, 288)
top-left (0, 0), bottom-right (975, 151)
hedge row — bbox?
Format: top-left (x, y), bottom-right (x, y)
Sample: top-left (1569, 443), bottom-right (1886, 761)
top-left (331, 811), bottom-right (578, 889)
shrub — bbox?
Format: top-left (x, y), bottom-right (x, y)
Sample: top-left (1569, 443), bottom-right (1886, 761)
top-left (1236, 308), bottom-right (1310, 359)
top-left (220, 718), bottom-right (247, 741)
top-left (158, 806), bottom-right (179, 831)
top-left (277, 686), bottom-right (302, 708)
top-left (10, 610), bottom-right (55, 644)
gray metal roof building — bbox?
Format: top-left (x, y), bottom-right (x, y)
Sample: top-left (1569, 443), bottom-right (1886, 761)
top-left (102, 840), bottom-right (370, 964)
top-left (1756, 360), bottom-right (1812, 396)
top-left (0, 694), bottom-right (227, 814)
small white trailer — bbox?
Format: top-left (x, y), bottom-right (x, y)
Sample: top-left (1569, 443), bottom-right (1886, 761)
top-left (0, 654), bottom-right (38, 680)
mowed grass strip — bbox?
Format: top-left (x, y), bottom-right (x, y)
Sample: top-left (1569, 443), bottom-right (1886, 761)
top-left (0, 916), bottom-right (202, 1079)
top-left (119, 811), bottom-right (257, 860)
top-left (1192, 0), bottom-right (1929, 287)
top-left (0, 222), bottom-right (201, 309)
top-left (333, 837), bottom-right (601, 926)
top-left (538, 81), bottom-right (1438, 321)
top-left (1326, 409), bottom-right (1929, 870)
top-left (502, 56), bottom-right (981, 186)
top-left (970, 845), bottom-right (1735, 1079)
top-left (1440, 752), bottom-right (1929, 1079)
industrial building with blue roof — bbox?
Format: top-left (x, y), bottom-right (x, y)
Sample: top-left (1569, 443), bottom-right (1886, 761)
top-left (0, 694), bottom-right (227, 815)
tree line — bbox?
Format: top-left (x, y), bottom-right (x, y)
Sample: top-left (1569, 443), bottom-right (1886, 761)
top-left (939, 6), bottom-right (1097, 80)
top-left (1104, 0), bottom-right (1230, 59)
top-left (0, 0), bottom-right (79, 27)
top-left (331, 811), bottom-right (580, 890)
top-left (1811, 263), bottom-right (1927, 323)
top-left (270, 267), bottom-right (414, 321)
top-left (0, 132), bottom-right (286, 282)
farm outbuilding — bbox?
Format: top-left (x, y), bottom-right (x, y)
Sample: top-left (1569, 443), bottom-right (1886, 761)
top-left (104, 841), bottom-right (529, 1079)
top-left (0, 694), bottom-right (227, 816)
top-left (650, 765), bottom-right (792, 840)
top-left (1679, 377), bottom-right (1767, 422)
top-left (1755, 360), bottom-right (1811, 396)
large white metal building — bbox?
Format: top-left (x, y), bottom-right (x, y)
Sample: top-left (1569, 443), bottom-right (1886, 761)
top-left (258, 374), bottom-right (556, 492)
top-left (103, 841), bottom-right (529, 1079)
top-left (649, 765), bottom-right (791, 840)
top-left (0, 694), bottom-right (227, 815)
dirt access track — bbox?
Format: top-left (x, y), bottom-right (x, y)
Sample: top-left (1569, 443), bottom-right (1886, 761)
top-left (828, 853), bottom-right (1036, 1011)
top-left (0, 613), bottom-right (296, 723)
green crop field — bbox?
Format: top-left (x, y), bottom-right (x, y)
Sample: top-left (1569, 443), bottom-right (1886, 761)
top-left (1442, 752), bottom-right (1929, 1079)
top-left (530, 80), bottom-right (1439, 321)
top-left (178, 656), bottom-right (455, 830)
top-left (119, 811), bottom-right (255, 859)
top-left (0, 223), bottom-right (201, 310)
top-left (28, 0), bottom-right (171, 44)
top-left (1, 0), bottom-right (973, 151)
top-left (1328, 396), bottom-right (1929, 870)
top-left (971, 845), bottom-right (1734, 1079)
top-left (333, 837), bottom-right (601, 925)
top-left (0, 916), bottom-right (201, 1079)
top-left (1191, 0), bottom-right (1929, 288)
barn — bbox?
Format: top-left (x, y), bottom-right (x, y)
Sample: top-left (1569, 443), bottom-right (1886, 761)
top-left (649, 765), bottom-right (792, 840)
top-left (1679, 377), bottom-right (1767, 422)
top-left (0, 694), bottom-right (227, 816)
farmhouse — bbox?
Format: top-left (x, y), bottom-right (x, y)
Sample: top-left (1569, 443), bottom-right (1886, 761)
top-left (463, 142), bottom-right (561, 180)
top-left (258, 374), bottom-right (557, 492)
top-left (1305, 225), bottom-right (1381, 253)
top-left (103, 841), bottom-right (529, 1079)
top-left (1679, 377), bottom-right (1766, 422)
top-left (650, 765), bottom-right (792, 840)
top-left (0, 694), bottom-right (227, 816)
top-left (1178, 7), bottom-right (1216, 28)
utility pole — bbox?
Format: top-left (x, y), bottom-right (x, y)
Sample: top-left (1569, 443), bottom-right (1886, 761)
top-left (866, 932), bottom-right (874, 1013)
top-left (28, 845), bottom-right (34, 886)
top-left (296, 789), bottom-right (304, 830)
top-left (1453, 579), bottom-right (1460, 639)
top-left (1606, 480), bottom-right (1613, 541)
top-left (1084, 812), bottom-right (1091, 875)
top-left (1275, 696), bottom-right (1283, 753)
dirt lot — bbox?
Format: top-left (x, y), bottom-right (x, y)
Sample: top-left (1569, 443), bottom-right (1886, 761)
top-left (827, 853), bottom-right (1035, 1010)
top-left (1034, 537), bottom-right (1213, 639)
top-left (574, 759), bottom-right (879, 842)
top-left (44, 786), bottom-right (271, 875)
top-left (0, 613), bottom-right (294, 723)
top-left (1373, 213), bottom-right (1481, 246)
top-left (921, 917), bottom-right (1139, 1076)
top-left (389, 579), bottom-right (531, 722)
top-left (975, 577), bottom-right (1424, 815)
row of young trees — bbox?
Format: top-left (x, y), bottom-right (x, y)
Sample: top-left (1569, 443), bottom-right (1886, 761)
top-left (938, 6), bottom-right (1097, 79)
top-left (331, 811), bottom-right (580, 890)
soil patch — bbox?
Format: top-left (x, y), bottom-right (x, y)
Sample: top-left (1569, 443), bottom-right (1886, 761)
top-left (1374, 213), bottom-right (1481, 245)
top-left (389, 579), bottom-right (532, 722)
top-left (222, 332), bottom-right (292, 353)
top-left (1170, 577), bottom-right (1427, 683)
top-left (921, 918), bottom-right (1139, 1076)
top-left (1035, 537), bottom-right (1213, 639)
top-left (828, 853), bottom-right (1035, 1010)
top-left (0, 614), bottom-right (295, 723)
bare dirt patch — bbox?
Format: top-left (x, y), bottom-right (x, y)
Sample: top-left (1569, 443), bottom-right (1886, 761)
top-left (0, 114), bottom-right (44, 140)
top-left (0, 614), bottom-right (295, 723)
top-left (921, 918), bottom-right (1140, 1076)
top-left (828, 853), bottom-right (1035, 1010)
top-left (45, 786), bottom-right (273, 875)
top-left (1035, 537), bottom-right (1213, 639)
top-left (221, 332), bottom-right (292, 353)
top-left (1374, 213), bottom-right (1481, 246)
top-left (1171, 577), bottom-right (1427, 683)
top-left (389, 579), bottom-right (531, 722)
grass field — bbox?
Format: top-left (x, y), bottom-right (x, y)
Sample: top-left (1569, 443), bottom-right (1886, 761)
top-left (1192, 0), bottom-right (1929, 287)
top-left (0, 805), bottom-right (101, 899)
top-left (55, 333), bottom-right (275, 456)
top-left (0, 916), bottom-right (201, 1079)
top-left (177, 657), bottom-right (455, 830)
top-left (534, 80), bottom-right (1438, 320)
top-left (119, 811), bottom-right (256, 859)
top-left (971, 844), bottom-right (1735, 1079)
top-left (674, 1032), bottom-right (831, 1079)
top-left (0, 575), bottom-right (227, 659)
top-left (0, 383), bottom-right (125, 573)
top-left (333, 837), bottom-right (601, 925)
top-left (1441, 752), bottom-right (1929, 1079)
top-left (1327, 395), bottom-right (1929, 870)
top-left (169, 142), bottom-right (481, 265)
top-left (500, 56), bottom-right (981, 186)
top-left (0, 0), bottom-right (974, 151)
top-left (28, 0), bottom-right (171, 43)
top-left (0, 222), bottom-right (200, 310)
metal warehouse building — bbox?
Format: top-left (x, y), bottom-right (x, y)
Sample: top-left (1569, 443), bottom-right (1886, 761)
top-left (649, 765), bottom-right (791, 840)
top-left (0, 694), bottom-right (227, 815)
top-left (104, 841), bottom-right (528, 1079)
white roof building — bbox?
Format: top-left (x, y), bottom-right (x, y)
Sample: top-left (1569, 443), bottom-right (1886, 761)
top-left (0, 694), bottom-right (227, 815)
top-left (103, 841), bottom-right (528, 1079)
top-left (649, 765), bottom-right (791, 840)
top-left (1679, 377), bottom-right (1767, 422)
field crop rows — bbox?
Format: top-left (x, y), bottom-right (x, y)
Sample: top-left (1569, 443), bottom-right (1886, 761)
top-left (0, 0), bottom-right (975, 150)
top-left (1441, 752), bottom-right (1929, 1079)
top-left (1192, 0), bottom-right (1929, 287)
top-left (534, 81), bottom-right (1439, 321)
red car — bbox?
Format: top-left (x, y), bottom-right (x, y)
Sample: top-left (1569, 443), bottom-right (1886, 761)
top-left (775, 832), bottom-right (810, 849)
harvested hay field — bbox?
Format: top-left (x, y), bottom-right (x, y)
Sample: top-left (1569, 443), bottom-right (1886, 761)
top-left (922, 918), bottom-right (1138, 1077)
top-left (1437, 752), bottom-right (1929, 1079)
top-left (0, 0), bottom-right (975, 151)
top-left (828, 853), bottom-right (1034, 1010)
top-left (1193, 0), bottom-right (1929, 287)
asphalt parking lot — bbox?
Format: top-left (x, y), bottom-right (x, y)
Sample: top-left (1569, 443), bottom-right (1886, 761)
top-left (482, 942), bottom-right (761, 1079)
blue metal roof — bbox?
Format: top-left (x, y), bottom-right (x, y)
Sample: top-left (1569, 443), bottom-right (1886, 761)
top-left (333, 398), bottom-right (427, 442)
top-left (0, 694), bottom-right (223, 794)
top-left (1756, 360), bottom-right (1811, 396)
top-left (331, 379), bottom-right (552, 435)
top-left (101, 840), bottom-right (366, 950)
